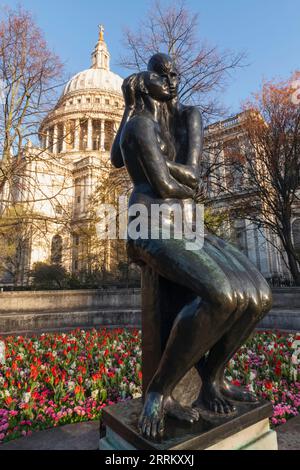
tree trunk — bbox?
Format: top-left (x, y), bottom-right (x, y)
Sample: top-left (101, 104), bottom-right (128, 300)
top-left (280, 225), bottom-right (300, 286)
top-left (285, 243), bottom-right (300, 286)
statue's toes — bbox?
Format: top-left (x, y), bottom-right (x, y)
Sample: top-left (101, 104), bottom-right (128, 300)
top-left (145, 419), bottom-right (152, 439)
top-left (190, 408), bottom-right (200, 421)
top-left (140, 416), bottom-right (164, 441)
top-left (246, 392), bottom-right (258, 402)
top-left (180, 406), bottom-right (199, 422)
top-left (140, 417), bottom-right (148, 436)
top-left (152, 418), bottom-right (164, 440)
top-left (211, 398), bottom-right (236, 415)
top-left (223, 402), bottom-right (236, 414)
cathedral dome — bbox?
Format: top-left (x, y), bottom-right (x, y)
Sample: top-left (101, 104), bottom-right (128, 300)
top-left (39, 26), bottom-right (124, 158)
top-left (63, 67), bottom-right (122, 96)
top-left (63, 25), bottom-right (123, 98)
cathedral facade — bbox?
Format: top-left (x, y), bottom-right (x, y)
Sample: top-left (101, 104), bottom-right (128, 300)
top-left (0, 27), bottom-right (125, 286)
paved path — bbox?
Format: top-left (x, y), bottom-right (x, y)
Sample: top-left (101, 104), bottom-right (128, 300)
top-left (0, 416), bottom-right (299, 450)
top-left (276, 415), bottom-right (300, 451)
top-left (0, 421), bottom-right (100, 450)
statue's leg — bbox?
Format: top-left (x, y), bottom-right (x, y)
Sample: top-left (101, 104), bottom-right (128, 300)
top-left (139, 296), bottom-right (237, 439)
top-left (195, 275), bottom-right (272, 408)
top-left (132, 239), bottom-right (239, 439)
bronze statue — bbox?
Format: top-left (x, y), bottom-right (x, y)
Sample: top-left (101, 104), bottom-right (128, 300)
top-left (111, 53), bottom-right (272, 441)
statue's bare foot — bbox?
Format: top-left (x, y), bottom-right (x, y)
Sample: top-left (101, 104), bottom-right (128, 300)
top-left (195, 381), bottom-right (236, 415)
top-left (221, 379), bottom-right (258, 403)
top-left (165, 396), bottom-right (200, 423)
top-left (138, 392), bottom-right (165, 440)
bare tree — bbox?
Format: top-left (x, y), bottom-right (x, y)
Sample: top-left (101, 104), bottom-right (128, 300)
top-left (0, 6), bottom-right (64, 195)
top-left (120, 0), bottom-right (245, 120)
top-left (207, 77), bottom-right (300, 284)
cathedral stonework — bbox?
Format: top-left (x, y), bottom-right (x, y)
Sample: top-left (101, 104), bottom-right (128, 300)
top-left (1, 27), bottom-right (126, 286)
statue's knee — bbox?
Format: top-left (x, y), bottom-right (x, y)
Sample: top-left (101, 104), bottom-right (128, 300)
top-left (248, 283), bottom-right (272, 320)
top-left (236, 291), bottom-right (249, 314)
top-left (247, 293), bottom-right (264, 320)
top-left (261, 284), bottom-right (273, 313)
top-left (212, 289), bottom-right (237, 317)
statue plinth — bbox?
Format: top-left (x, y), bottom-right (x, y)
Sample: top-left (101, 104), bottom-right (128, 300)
top-left (141, 266), bottom-right (198, 397)
top-left (99, 399), bottom-right (277, 450)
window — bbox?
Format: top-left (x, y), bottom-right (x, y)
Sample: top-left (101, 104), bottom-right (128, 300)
top-left (51, 235), bottom-right (63, 265)
top-left (292, 219), bottom-right (300, 253)
top-left (232, 219), bottom-right (248, 255)
top-left (75, 235), bottom-right (80, 246)
top-left (69, 100), bottom-right (73, 106)
top-left (86, 98), bottom-right (90, 104)
top-left (115, 101), bottom-right (119, 107)
top-left (77, 196), bottom-right (81, 204)
top-left (96, 98), bottom-right (100, 104)
top-left (77, 99), bottom-right (81, 104)
top-left (105, 99), bottom-right (109, 105)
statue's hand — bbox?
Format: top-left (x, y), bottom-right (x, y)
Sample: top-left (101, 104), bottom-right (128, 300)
top-left (122, 74), bottom-right (136, 109)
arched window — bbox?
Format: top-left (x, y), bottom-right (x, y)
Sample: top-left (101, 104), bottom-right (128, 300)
top-left (292, 218), bottom-right (300, 252)
top-left (51, 235), bottom-right (63, 265)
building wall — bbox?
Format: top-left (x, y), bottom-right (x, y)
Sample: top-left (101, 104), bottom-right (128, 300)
top-left (204, 112), bottom-right (297, 282)
top-left (0, 288), bottom-right (298, 335)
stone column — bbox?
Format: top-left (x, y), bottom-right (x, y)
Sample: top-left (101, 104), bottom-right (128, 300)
top-left (62, 122), bottom-right (67, 153)
top-left (44, 129), bottom-right (49, 150)
top-left (100, 119), bottom-right (105, 151)
top-left (74, 119), bottom-right (80, 150)
top-left (87, 118), bottom-right (93, 150)
top-left (53, 124), bottom-right (58, 154)
top-left (45, 129), bottom-right (50, 150)
top-left (113, 121), bottom-right (118, 137)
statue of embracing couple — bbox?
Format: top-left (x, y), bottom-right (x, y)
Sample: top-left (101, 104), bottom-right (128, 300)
top-left (111, 53), bottom-right (272, 441)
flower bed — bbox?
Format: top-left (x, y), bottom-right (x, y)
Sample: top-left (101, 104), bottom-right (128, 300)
top-left (0, 329), bottom-right (299, 443)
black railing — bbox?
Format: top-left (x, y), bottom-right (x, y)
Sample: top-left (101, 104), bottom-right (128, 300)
top-left (266, 276), bottom-right (296, 288)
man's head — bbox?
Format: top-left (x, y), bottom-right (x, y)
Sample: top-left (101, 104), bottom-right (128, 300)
top-left (147, 53), bottom-right (179, 99)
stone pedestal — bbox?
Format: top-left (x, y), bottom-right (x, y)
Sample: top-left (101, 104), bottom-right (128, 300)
top-left (140, 266), bottom-right (198, 397)
top-left (99, 399), bottom-right (277, 451)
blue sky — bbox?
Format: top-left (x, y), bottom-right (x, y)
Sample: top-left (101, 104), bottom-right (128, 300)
top-left (4, 0), bottom-right (300, 116)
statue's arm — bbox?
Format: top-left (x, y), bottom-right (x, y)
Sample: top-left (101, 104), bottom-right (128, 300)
top-left (166, 161), bottom-right (198, 189)
top-left (166, 107), bottom-right (203, 188)
top-left (111, 108), bottom-right (133, 168)
top-left (185, 106), bottom-right (204, 169)
top-left (131, 120), bottom-right (194, 200)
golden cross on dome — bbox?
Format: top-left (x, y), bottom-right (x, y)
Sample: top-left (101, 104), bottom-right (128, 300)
top-left (98, 24), bottom-right (104, 41)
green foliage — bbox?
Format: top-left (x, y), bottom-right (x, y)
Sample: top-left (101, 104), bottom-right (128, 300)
top-left (30, 263), bottom-right (69, 290)
top-left (204, 207), bottom-right (230, 237)
top-left (0, 205), bottom-right (32, 285)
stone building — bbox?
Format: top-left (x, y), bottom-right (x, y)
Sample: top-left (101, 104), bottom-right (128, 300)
top-left (0, 27), bottom-right (126, 286)
top-left (204, 112), bottom-right (300, 284)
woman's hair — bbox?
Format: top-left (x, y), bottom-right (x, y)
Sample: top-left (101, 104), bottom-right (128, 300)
top-left (111, 67), bottom-right (176, 167)
top-left (122, 72), bottom-right (149, 114)
top-left (111, 72), bottom-right (148, 168)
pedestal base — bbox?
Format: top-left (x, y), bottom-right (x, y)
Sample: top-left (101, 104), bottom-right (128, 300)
top-left (99, 399), bottom-right (278, 451)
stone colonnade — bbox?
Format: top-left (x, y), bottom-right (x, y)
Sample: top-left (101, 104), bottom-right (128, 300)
top-left (43, 118), bottom-right (117, 154)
